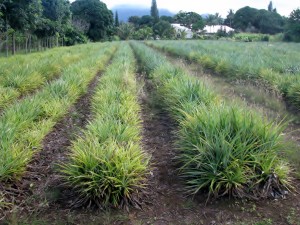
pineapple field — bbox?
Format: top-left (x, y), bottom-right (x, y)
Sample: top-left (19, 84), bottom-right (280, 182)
top-left (0, 41), bottom-right (300, 224)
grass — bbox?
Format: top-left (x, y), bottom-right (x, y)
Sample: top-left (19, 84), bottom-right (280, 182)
top-left (131, 41), bottom-right (291, 199)
top-left (0, 42), bottom-right (118, 182)
top-left (145, 40), bottom-right (300, 109)
top-left (62, 43), bottom-right (149, 208)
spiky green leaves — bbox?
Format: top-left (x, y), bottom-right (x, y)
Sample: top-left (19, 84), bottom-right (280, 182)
top-left (62, 44), bottom-right (149, 208)
top-left (0, 43), bottom-right (117, 181)
top-left (177, 105), bottom-right (290, 198)
top-left (131, 41), bottom-right (291, 199)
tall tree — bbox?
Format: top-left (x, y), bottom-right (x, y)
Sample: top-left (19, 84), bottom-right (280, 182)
top-left (160, 15), bottom-right (173, 23)
top-left (128, 16), bottom-right (140, 27)
top-left (214, 13), bottom-right (223, 25)
top-left (150, 0), bottom-right (159, 23)
top-left (233, 6), bottom-right (284, 34)
top-left (0, 2), bottom-right (5, 31)
top-left (224, 9), bottom-right (235, 27)
top-left (2, 0), bottom-right (42, 54)
top-left (284, 8), bottom-right (300, 42)
top-left (257, 9), bottom-right (284, 34)
top-left (174, 11), bottom-right (204, 30)
top-left (205, 13), bottom-right (223, 26)
top-left (139, 15), bottom-right (154, 27)
top-left (268, 1), bottom-right (273, 12)
top-left (114, 11), bottom-right (119, 27)
top-left (233, 6), bottom-right (259, 31)
top-left (71, 0), bottom-right (113, 41)
top-left (36, 0), bottom-right (71, 47)
top-left (117, 23), bottom-right (134, 40)
top-left (153, 20), bottom-right (174, 39)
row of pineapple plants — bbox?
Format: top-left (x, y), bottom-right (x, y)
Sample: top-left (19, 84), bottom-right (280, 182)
top-left (0, 42), bottom-right (118, 182)
top-left (131, 41), bottom-right (291, 199)
top-left (145, 40), bottom-right (300, 110)
top-left (0, 44), bottom-right (91, 110)
top-left (62, 43), bottom-right (149, 208)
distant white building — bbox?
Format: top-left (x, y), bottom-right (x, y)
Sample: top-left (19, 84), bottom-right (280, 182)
top-left (203, 25), bottom-right (234, 34)
top-left (171, 23), bottom-right (193, 39)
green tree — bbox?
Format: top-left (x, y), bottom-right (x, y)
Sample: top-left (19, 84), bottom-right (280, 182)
top-left (114, 11), bottom-right (119, 27)
top-left (128, 16), bottom-right (140, 27)
top-left (233, 6), bottom-right (283, 34)
top-left (71, 0), bottom-right (113, 41)
top-left (117, 22), bottom-right (134, 40)
top-left (132, 26), bottom-right (153, 40)
top-left (257, 9), bottom-right (284, 34)
top-left (2, 0), bottom-right (42, 54)
top-left (268, 1), bottom-right (277, 13)
top-left (233, 6), bottom-right (259, 31)
top-left (36, 0), bottom-right (71, 47)
top-left (153, 20), bottom-right (175, 39)
top-left (268, 1), bottom-right (273, 12)
top-left (174, 11), bottom-right (204, 30)
top-left (160, 15), bottom-right (173, 23)
top-left (224, 9), bottom-right (235, 27)
top-left (139, 15), bottom-right (154, 28)
top-left (284, 8), bottom-right (300, 42)
top-left (150, 0), bottom-right (159, 23)
top-left (0, 2), bottom-right (6, 30)
top-left (205, 13), bottom-right (223, 26)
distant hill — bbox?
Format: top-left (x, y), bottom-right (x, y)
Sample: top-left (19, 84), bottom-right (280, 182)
top-left (111, 5), bottom-right (175, 22)
top-left (201, 14), bottom-right (210, 19)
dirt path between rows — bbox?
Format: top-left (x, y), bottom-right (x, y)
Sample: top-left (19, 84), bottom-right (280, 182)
top-left (0, 65), bottom-right (107, 222)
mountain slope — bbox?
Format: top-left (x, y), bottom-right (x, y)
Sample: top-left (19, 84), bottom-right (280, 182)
top-left (111, 5), bottom-right (175, 22)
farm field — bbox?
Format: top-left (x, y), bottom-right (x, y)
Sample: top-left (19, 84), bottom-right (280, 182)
top-left (145, 40), bottom-right (300, 110)
top-left (0, 44), bottom-right (96, 110)
top-left (1, 41), bottom-right (300, 224)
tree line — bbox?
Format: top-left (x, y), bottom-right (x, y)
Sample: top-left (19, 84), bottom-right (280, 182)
top-left (0, 0), bottom-right (299, 56)
top-left (0, 0), bottom-right (113, 56)
top-left (117, 0), bottom-right (300, 41)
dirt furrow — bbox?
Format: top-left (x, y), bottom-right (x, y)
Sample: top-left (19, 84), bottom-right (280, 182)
top-left (132, 73), bottom-right (187, 223)
top-left (0, 66), bottom-right (107, 221)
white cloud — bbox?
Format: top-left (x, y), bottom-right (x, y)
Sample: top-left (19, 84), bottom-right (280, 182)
top-left (101, 0), bottom-right (299, 17)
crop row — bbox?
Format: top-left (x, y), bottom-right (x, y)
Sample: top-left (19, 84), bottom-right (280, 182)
top-left (62, 43), bottom-right (149, 208)
top-left (0, 45), bottom-right (93, 110)
top-left (0, 42), bottom-right (118, 182)
top-left (145, 40), bottom-right (300, 109)
top-left (131, 41), bottom-right (290, 198)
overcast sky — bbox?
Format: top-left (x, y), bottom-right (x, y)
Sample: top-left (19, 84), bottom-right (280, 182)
top-left (101, 0), bottom-right (299, 17)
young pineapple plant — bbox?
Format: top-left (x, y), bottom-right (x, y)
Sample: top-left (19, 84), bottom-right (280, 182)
top-left (177, 104), bottom-right (291, 199)
top-left (131, 41), bottom-right (292, 200)
top-left (62, 44), bottom-right (149, 208)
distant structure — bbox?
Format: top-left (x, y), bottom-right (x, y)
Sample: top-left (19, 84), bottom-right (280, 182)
top-left (171, 24), bottom-right (235, 38)
top-left (203, 25), bottom-right (234, 34)
top-left (171, 23), bottom-right (193, 39)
